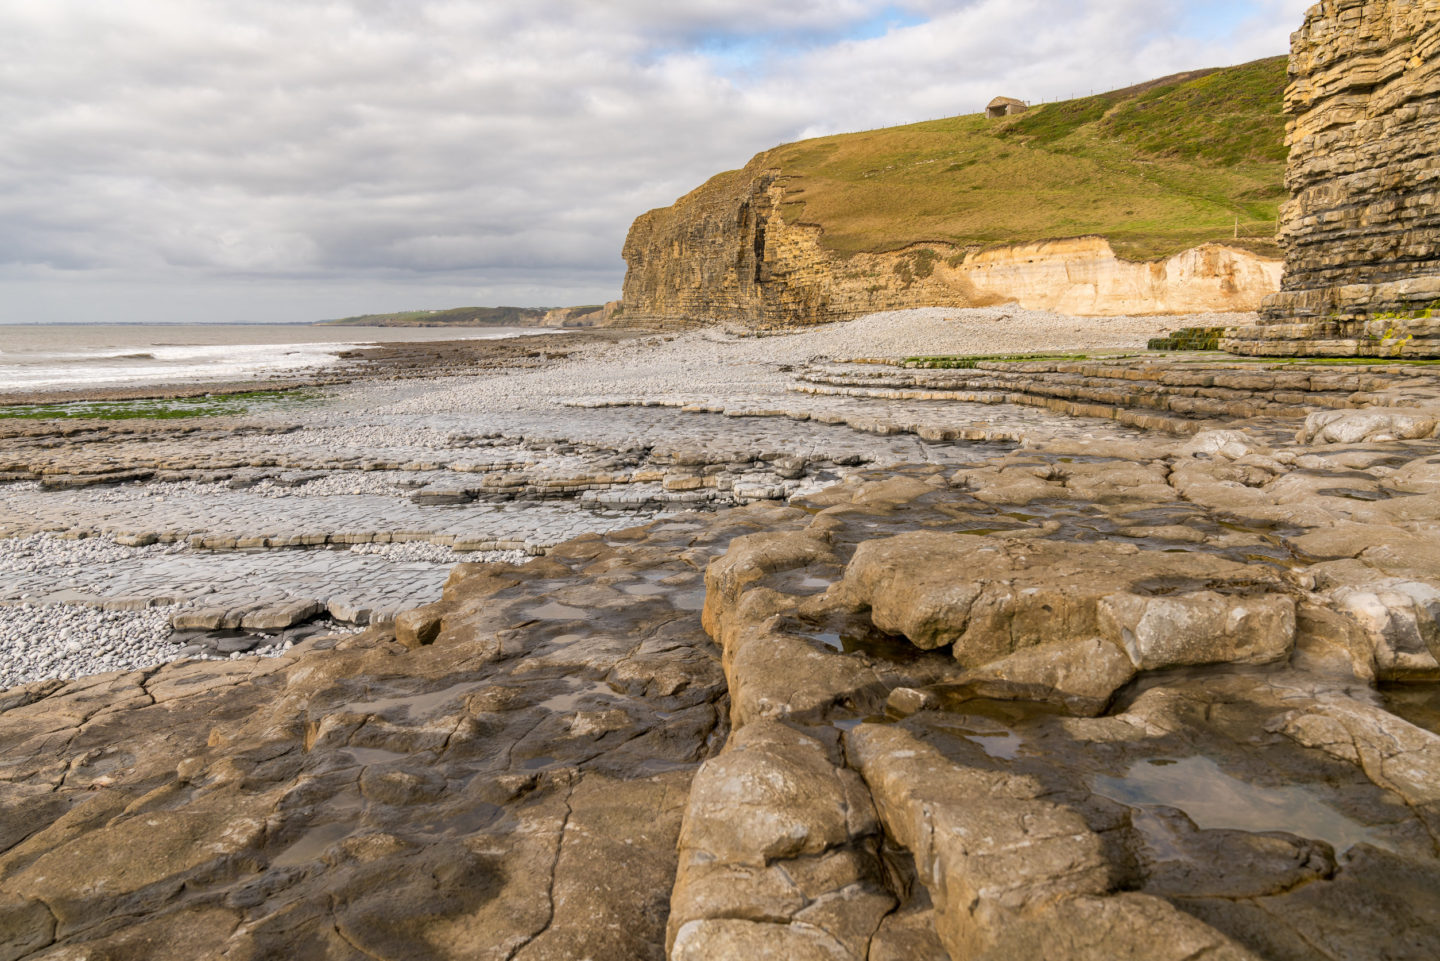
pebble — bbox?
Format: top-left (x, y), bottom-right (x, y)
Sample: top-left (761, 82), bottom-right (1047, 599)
top-left (0, 603), bottom-right (179, 690)
top-left (0, 307), bottom-right (1185, 691)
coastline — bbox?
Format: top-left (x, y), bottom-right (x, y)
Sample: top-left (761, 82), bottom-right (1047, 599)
top-left (0, 329), bottom-right (629, 406)
top-left (4, 306), bottom-right (1440, 959)
top-left (0, 323), bottom-right (565, 404)
top-left (0, 305), bottom-right (1174, 686)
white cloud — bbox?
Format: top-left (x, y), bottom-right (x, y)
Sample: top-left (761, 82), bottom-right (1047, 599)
top-left (0, 0), bottom-right (1312, 323)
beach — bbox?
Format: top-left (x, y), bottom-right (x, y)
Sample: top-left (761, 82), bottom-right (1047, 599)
top-left (6, 307), bottom-right (1440, 959)
top-left (0, 306), bottom-right (1183, 687)
top-left (0, 322), bottom-right (551, 395)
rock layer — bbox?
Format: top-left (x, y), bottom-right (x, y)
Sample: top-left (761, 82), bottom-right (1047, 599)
top-left (620, 160), bottom-right (1280, 328)
top-left (1229, 0), bottom-right (1440, 356)
top-left (8, 378), bottom-right (1440, 957)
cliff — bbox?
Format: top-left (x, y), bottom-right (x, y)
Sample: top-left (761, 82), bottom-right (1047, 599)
top-left (621, 58), bottom-right (1289, 327)
top-left (1227, 0), bottom-right (1440, 356)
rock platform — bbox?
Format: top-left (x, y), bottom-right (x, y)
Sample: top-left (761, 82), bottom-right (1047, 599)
top-left (4, 381), bottom-right (1440, 957)
top-left (6, 318), bottom-right (1440, 957)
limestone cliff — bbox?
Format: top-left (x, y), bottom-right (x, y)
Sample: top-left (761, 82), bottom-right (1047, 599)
top-left (1228, 0), bottom-right (1440, 356)
top-left (620, 159), bottom-right (1281, 327)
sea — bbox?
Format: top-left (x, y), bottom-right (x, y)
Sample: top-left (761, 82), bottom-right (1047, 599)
top-left (0, 324), bottom-right (547, 394)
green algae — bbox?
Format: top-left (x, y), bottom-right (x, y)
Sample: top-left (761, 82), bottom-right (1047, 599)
top-left (0, 389), bottom-right (319, 421)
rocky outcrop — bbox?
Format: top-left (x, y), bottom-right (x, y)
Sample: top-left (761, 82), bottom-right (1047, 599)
top-left (679, 421), bottom-right (1440, 960)
top-left (0, 502), bottom-right (790, 960)
top-left (793, 354), bottom-right (1440, 433)
top-left (8, 359), bottom-right (1440, 956)
top-left (1227, 0), bottom-right (1440, 356)
top-left (621, 160), bottom-right (1280, 327)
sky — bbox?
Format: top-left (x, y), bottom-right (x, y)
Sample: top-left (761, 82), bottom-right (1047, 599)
top-left (0, 0), bottom-right (1314, 325)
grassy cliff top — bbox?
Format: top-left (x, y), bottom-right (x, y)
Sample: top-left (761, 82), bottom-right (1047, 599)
top-left (761, 56), bottom-right (1287, 262)
top-left (318, 306), bottom-right (548, 327)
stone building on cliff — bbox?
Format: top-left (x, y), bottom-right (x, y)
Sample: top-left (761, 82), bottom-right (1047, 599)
top-left (1225, 0), bottom-right (1440, 357)
top-left (985, 96), bottom-right (1029, 118)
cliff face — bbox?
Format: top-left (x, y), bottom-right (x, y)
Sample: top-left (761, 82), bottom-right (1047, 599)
top-left (1229, 0), bottom-right (1440, 356)
top-left (962, 239), bottom-right (1282, 316)
top-left (620, 161), bottom-right (1280, 327)
top-left (619, 161), bottom-right (830, 326)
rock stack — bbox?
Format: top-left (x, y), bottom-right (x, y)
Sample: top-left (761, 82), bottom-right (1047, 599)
top-left (1225, 0), bottom-right (1440, 356)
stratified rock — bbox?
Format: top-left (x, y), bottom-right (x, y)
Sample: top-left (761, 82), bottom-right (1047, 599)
top-left (1227, 2), bottom-right (1440, 356)
top-left (239, 598), bottom-right (322, 631)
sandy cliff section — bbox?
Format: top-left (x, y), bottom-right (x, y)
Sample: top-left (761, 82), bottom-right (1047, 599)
top-left (962, 238), bottom-right (1281, 316)
top-left (619, 164), bottom-right (1280, 327)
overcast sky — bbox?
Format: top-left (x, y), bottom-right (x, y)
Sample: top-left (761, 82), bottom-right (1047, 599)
top-left (0, 0), bottom-right (1313, 325)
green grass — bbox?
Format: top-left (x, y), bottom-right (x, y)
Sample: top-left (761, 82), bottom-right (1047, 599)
top-left (0, 390), bottom-right (319, 421)
top-left (1148, 327), bottom-right (1227, 351)
top-left (758, 56), bottom-right (1287, 262)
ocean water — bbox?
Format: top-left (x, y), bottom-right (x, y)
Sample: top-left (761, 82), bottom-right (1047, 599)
top-left (0, 324), bottom-right (546, 393)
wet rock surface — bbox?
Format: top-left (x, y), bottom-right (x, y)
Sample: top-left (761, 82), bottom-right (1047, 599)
top-left (6, 319), bottom-right (1440, 957)
top-left (683, 427), bottom-right (1440, 960)
top-left (8, 414), bottom-right (1438, 957)
top-left (0, 507), bottom-right (768, 960)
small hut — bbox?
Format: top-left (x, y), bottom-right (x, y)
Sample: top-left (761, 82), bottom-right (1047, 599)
top-left (986, 96), bottom-right (1028, 119)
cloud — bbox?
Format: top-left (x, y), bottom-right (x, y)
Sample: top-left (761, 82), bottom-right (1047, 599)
top-left (0, 0), bottom-right (1312, 322)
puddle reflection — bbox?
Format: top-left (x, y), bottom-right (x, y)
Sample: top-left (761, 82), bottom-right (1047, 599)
top-left (1380, 682), bottom-right (1440, 736)
top-left (1093, 755), bottom-right (1390, 853)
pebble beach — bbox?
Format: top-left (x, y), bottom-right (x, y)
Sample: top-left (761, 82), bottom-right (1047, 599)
top-left (0, 306), bottom-right (1197, 687)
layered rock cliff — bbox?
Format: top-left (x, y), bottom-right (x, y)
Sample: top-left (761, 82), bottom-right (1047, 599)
top-left (620, 159), bottom-right (1281, 327)
top-left (1228, 0), bottom-right (1440, 356)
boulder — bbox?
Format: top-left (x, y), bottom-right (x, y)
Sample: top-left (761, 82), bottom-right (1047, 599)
top-left (393, 602), bottom-right (445, 649)
top-left (1097, 591), bottom-right (1296, 671)
top-left (676, 721), bottom-right (876, 867)
top-left (955, 635), bottom-right (1138, 715)
top-left (1301, 408), bottom-right (1439, 445)
top-left (1330, 580), bottom-right (1440, 679)
top-left (836, 532), bottom-right (1292, 670)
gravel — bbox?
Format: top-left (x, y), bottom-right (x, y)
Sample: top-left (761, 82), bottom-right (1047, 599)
top-left (0, 530), bottom-right (529, 689)
top-left (344, 542), bottom-right (530, 565)
top-left (0, 603), bottom-right (179, 690)
top-left (0, 531), bottom-right (185, 584)
top-left (379, 306), bottom-right (1234, 419)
